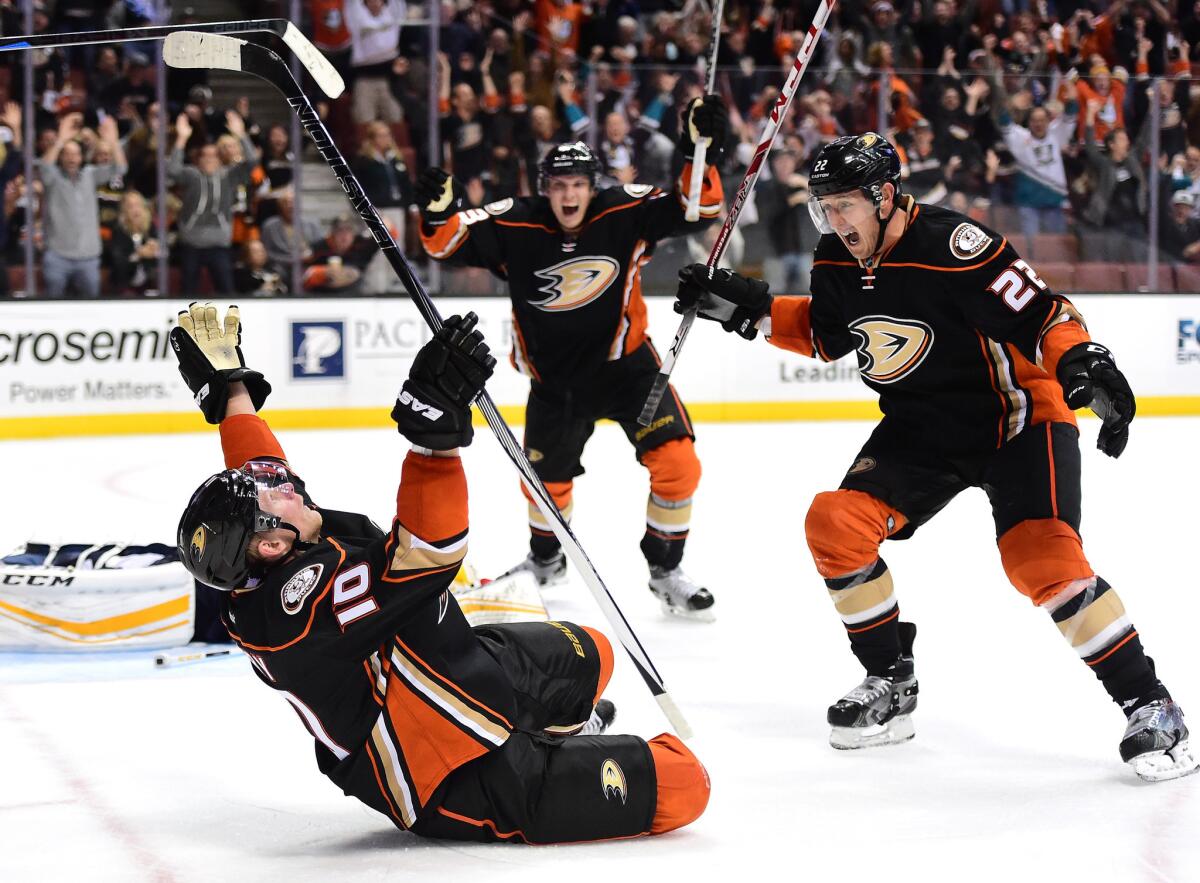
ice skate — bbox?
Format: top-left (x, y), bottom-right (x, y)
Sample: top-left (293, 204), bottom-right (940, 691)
top-left (827, 657), bottom-right (918, 750)
top-left (648, 565), bottom-right (715, 622)
top-left (500, 551), bottom-right (567, 587)
top-left (1119, 699), bottom-right (1199, 782)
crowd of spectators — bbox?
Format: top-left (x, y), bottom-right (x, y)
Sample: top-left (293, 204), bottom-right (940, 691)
top-left (4, 0), bottom-right (1200, 297)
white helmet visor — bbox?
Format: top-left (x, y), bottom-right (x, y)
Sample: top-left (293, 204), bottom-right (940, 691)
top-left (808, 195), bottom-right (835, 235)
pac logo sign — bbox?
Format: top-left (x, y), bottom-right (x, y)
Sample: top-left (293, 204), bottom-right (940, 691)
top-left (291, 321), bottom-right (345, 379)
top-left (1178, 319), bottom-right (1200, 364)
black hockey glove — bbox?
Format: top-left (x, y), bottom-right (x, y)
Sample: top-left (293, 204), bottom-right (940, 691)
top-left (675, 264), bottom-right (772, 341)
top-left (1056, 341), bottom-right (1135, 458)
top-left (679, 95), bottom-right (730, 166)
top-left (391, 313), bottom-right (496, 450)
top-left (169, 303), bottom-right (271, 425)
top-left (415, 167), bottom-right (466, 229)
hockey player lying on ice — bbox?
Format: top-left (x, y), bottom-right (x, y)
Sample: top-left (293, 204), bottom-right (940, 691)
top-left (170, 303), bottom-right (709, 841)
top-left (675, 132), bottom-right (1197, 783)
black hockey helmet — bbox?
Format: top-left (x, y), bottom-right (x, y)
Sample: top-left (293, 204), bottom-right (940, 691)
top-left (538, 141), bottom-right (601, 195)
top-left (177, 469), bottom-right (283, 591)
top-left (808, 132), bottom-right (902, 235)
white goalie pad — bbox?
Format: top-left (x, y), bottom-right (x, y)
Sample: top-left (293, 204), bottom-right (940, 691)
top-left (0, 544), bottom-right (196, 651)
top-left (451, 569), bottom-right (549, 627)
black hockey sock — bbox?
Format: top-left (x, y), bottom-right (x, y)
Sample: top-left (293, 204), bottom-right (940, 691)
top-left (530, 531), bottom-right (563, 562)
top-left (1094, 640), bottom-right (1169, 713)
top-left (640, 530), bottom-right (686, 571)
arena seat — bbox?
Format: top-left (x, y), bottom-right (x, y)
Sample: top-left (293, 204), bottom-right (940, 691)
top-left (1072, 263), bottom-right (1126, 292)
top-left (1030, 233), bottom-right (1079, 264)
top-left (1172, 263), bottom-right (1200, 292)
top-left (1123, 263), bottom-right (1173, 293)
top-left (1033, 262), bottom-right (1075, 292)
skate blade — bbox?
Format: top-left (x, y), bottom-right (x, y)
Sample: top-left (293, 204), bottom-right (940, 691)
top-left (658, 597), bottom-right (716, 623)
top-left (830, 714), bottom-right (915, 750)
top-left (1129, 740), bottom-right (1200, 783)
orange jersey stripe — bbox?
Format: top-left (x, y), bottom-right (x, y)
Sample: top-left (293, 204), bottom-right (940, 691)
top-left (384, 675), bottom-right (492, 807)
top-left (767, 296), bottom-right (816, 357)
top-left (220, 413), bottom-right (287, 469)
top-left (395, 452), bottom-right (468, 544)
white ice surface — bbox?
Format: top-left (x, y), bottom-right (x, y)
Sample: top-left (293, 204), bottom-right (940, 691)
top-left (2, 417), bottom-right (1198, 882)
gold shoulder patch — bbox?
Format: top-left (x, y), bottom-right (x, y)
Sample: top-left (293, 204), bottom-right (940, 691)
top-left (949, 223), bottom-right (993, 260)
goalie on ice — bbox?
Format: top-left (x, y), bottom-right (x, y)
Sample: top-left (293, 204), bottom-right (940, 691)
top-left (168, 302), bottom-right (709, 842)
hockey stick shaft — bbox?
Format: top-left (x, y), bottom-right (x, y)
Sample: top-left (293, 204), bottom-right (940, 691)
top-left (164, 33), bottom-right (691, 739)
top-left (638, 0), bottom-right (836, 426)
top-left (0, 19), bottom-right (344, 99)
top-left (683, 0), bottom-right (726, 223)
top-left (155, 646), bottom-right (238, 668)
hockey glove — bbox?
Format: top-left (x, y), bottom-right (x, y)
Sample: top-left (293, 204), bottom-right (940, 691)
top-left (675, 264), bottom-right (772, 341)
top-left (169, 303), bottom-right (271, 425)
top-left (415, 167), bottom-right (466, 228)
top-left (679, 95), bottom-right (730, 166)
top-left (1056, 342), bottom-right (1135, 458)
top-left (391, 312), bottom-right (496, 450)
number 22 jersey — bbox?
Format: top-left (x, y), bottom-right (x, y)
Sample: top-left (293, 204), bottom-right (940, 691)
top-left (766, 199), bottom-right (1092, 453)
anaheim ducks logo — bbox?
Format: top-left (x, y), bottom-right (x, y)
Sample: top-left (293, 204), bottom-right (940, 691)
top-left (533, 256), bottom-right (619, 311)
top-left (949, 223), bottom-right (992, 260)
top-left (190, 526), bottom-right (207, 560)
top-left (849, 316), bottom-right (934, 384)
top-left (281, 563), bottom-right (323, 615)
top-left (600, 758), bottom-right (628, 804)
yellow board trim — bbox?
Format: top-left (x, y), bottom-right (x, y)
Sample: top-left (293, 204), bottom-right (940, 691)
top-left (0, 593), bottom-right (191, 636)
top-left (2, 397), bottom-right (1199, 439)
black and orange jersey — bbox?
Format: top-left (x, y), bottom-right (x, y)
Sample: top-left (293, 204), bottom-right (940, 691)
top-left (420, 163), bottom-right (723, 384)
top-left (216, 414), bottom-right (513, 830)
top-left (767, 199), bottom-right (1092, 453)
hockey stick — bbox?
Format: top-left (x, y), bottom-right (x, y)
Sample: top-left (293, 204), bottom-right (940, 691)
top-left (638, 0), bottom-right (836, 426)
top-left (163, 32), bottom-right (693, 739)
top-left (0, 19), bottom-right (344, 99)
top-left (155, 645), bottom-right (240, 668)
top-left (683, 0), bottom-right (725, 223)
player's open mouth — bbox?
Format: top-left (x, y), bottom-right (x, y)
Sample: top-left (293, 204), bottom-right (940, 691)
top-left (561, 205), bottom-right (580, 217)
top-left (845, 230), bottom-right (861, 246)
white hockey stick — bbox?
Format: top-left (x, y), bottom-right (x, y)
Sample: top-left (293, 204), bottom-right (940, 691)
top-left (683, 0), bottom-right (726, 222)
top-left (155, 645), bottom-right (240, 668)
top-left (164, 32), bottom-right (692, 739)
top-left (638, 0), bottom-right (836, 426)
top-left (0, 19), bottom-right (344, 99)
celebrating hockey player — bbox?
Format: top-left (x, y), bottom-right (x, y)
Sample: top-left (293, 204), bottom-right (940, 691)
top-left (674, 132), bottom-right (1197, 782)
top-left (169, 303), bottom-right (709, 841)
top-left (416, 96), bottom-right (729, 621)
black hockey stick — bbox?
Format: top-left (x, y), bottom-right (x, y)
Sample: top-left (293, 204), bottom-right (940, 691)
top-left (163, 32), bottom-right (693, 739)
top-left (637, 0), bottom-right (837, 425)
top-left (0, 19), bottom-right (344, 99)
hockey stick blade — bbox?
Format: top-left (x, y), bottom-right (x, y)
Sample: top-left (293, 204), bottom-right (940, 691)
top-left (637, 0), bottom-right (837, 423)
top-left (5, 19), bottom-right (343, 99)
top-left (164, 32), bottom-right (692, 739)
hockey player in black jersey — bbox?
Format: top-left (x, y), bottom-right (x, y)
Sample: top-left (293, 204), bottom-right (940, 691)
top-left (674, 133), bottom-right (1197, 782)
top-left (417, 98), bottom-right (730, 621)
top-left (169, 303), bottom-right (710, 841)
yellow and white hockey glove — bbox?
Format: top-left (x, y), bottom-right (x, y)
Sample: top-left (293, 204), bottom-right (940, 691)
top-left (169, 302), bottom-right (272, 424)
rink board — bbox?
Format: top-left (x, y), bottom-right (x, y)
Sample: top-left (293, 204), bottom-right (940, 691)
top-left (2, 295), bottom-right (1199, 438)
